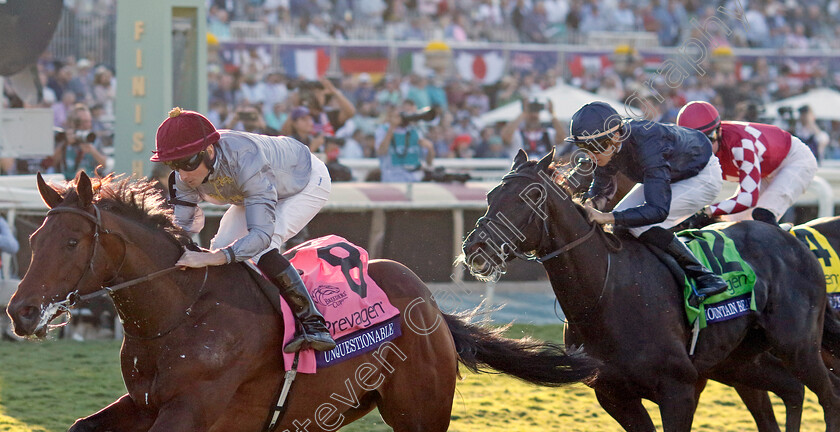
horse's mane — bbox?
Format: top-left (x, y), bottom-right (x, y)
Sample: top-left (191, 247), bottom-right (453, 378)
top-left (512, 159), bottom-right (586, 206)
top-left (56, 175), bottom-right (192, 245)
top-left (511, 159), bottom-right (624, 250)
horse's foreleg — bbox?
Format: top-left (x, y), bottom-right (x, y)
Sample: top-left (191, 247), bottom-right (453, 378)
top-left (594, 390), bottom-right (656, 432)
top-left (68, 394), bottom-right (155, 432)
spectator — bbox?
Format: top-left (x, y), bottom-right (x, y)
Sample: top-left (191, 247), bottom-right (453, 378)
top-left (0, 215), bottom-right (18, 278)
top-left (68, 58), bottom-right (94, 104)
top-left (449, 134), bottom-right (476, 158)
top-left (353, 100), bottom-right (381, 136)
top-left (238, 72), bottom-right (267, 106)
top-left (287, 106), bottom-right (325, 152)
top-left (207, 6), bottom-right (232, 39)
top-left (264, 100), bottom-right (290, 133)
top-left (797, 105), bottom-right (830, 163)
top-left (476, 133), bottom-right (512, 158)
top-left (52, 91), bottom-right (77, 128)
top-left (375, 75), bottom-right (402, 107)
top-left (55, 103), bottom-right (108, 180)
top-left (262, 69), bottom-right (289, 115)
top-left (323, 136), bottom-right (355, 182)
top-left (375, 101), bottom-right (436, 182)
top-left (500, 97), bottom-right (565, 156)
top-left (211, 72), bottom-right (238, 109)
top-left (92, 66), bottom-right (116, 118)
top-left (227, 103), bottom-right (280, 136)
top-left (341, 129), bottom-right (367, 159)
top-left (207, 97), bottom-right (230, 129)
top-left (281, 76), bottom-right (356, 137)
top-left (353, 73), bottom-right (376, 105)
top-left (406, 73), bottom-right (432, 110)
top-left (47, 65), bottom-right (74, 102)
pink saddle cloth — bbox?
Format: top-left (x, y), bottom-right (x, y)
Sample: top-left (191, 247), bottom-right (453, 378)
top-left (278, 235), bottom-right (400, 374)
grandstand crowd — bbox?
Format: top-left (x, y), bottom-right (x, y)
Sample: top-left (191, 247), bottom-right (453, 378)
top-left (3, 0), bottom-right (840, 181)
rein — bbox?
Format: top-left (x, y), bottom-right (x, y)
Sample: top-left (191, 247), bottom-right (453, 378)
top-left (44, 204), bottom-right (207, 338)
top-left (45, 205), bottom-right (130, 314)
top-left (479, 166), bottom-right (623, 322)
top-left (483, 170), bottom-right (604, 263)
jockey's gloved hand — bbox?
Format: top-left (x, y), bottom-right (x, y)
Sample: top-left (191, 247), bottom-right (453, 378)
top-left (671, 208), bottom-right (713, 233)
top-left (583, 196), bottom-right (608, 212)
top-left (686, 208), bottom-right (713, 229)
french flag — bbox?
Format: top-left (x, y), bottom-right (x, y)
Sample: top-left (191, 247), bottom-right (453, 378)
top-left (281, 48), bottom-right (331, 80)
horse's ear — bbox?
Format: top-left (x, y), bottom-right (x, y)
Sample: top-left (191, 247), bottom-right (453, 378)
top-left (536, 147), bottom-right (556, 172)
top-left (512, 149), bottom-right (529, 168)
top-left (37, 172), bottom-right (63, 209)
top-left (76, 171), bottom-right (94, 208)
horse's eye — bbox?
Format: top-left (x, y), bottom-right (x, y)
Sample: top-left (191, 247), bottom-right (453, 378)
top-left (67, 239), bottom-right (79, 248)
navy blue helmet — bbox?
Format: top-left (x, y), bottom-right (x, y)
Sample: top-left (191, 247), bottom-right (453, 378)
top-left (565, 101), bottom-right (625, 152)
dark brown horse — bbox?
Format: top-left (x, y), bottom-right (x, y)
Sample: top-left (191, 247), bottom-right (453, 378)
top-left (697, 216), bottom-right (840, 432)
top-left (6, 172), bottom-right (598, 432)
top-left (461, 149), bottom-right (840, 432)
top-left (564, 152), bottom-right (838, 432)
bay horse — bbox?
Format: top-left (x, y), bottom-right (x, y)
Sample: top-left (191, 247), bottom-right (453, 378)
top-left (461, 149), bottom-right (840, 432)
top-left (6, 172), bottom-right (599, 432)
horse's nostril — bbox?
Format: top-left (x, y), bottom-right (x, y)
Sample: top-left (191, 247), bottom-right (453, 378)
top-left (19, 306), bottom-right (38, 320)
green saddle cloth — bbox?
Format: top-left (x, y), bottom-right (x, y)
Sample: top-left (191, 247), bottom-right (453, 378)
top-left (677, 229), bottom-right (758, 329)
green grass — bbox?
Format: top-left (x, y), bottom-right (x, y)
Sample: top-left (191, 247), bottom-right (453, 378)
top-left (0, 325), bottom-right (826, 431)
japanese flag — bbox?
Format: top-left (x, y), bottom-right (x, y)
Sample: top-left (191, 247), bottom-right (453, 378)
top-left (455, 51), bottom-right (505, 84)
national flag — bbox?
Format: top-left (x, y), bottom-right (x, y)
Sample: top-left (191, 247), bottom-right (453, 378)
top-left (642, 55), bottom-right (664, 75)
top-left (455, 51), bottom-right (505, 84)
top-left (397, 50), bottom-right (431, 76)
top-left (568, 54), bottom-right (610, 77)
top-left (280, 48), bottom-right (331, 80)
top-left (339, 47), bottom-right (389, 75)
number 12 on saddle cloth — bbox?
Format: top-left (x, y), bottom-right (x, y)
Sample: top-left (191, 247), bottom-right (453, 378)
top-left (280, 235), bottom-right (402, 373)
top-left (678, 230), bottom-right (757, 330)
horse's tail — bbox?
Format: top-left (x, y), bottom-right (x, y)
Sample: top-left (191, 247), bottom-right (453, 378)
top-left (822, 304), bottom-right (840, 357)
top-left (442, 311), bottom-right (599, 386)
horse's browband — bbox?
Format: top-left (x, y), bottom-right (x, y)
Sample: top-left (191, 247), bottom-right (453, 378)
top-left (47, 206), bottom-right (101, 226)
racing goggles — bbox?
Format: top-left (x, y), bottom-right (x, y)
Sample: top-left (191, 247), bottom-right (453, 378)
top-left (164, 150), bottom-right (206, 172)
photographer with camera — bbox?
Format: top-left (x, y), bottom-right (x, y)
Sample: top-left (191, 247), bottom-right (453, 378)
top-left (500, 97), bottom-right (565, 157)
top-left (226, 104), bottom-right (280, 136)
top-left (280, 76), bottom-right (356, 138)
top-left (53, 103), bottom-right (107, 180)
top-left (375, 100), bottom-right (436, 183)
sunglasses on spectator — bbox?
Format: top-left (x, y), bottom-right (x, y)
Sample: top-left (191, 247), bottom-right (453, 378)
top-left (164, 150), bottom-right (206, 171)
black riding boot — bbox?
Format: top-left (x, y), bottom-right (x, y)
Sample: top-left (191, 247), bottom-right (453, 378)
top-left (258, 250), bottom-right (336, 353)
top-left (640, 227), bottom-right (728, 306)
top-left (751, 207), bottom-right (780, 227)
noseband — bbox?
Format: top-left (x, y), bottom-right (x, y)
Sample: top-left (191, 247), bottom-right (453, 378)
top-left (478, 171), bottom-right (597, 264)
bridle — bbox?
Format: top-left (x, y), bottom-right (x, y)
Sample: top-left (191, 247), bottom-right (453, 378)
top-left (42, 204), bottom-right (191, 328)
top-left (476, 167), bottom-right (620, 323)
top-left (477, 170), bottom-right (598, 264)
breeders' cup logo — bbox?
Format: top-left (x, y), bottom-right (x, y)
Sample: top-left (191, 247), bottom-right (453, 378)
top-left (312, 285), bottom-right (349, 308)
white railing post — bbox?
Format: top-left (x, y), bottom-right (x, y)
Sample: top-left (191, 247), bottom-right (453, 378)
top-left (811, 175), bottom-right (835, 218)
